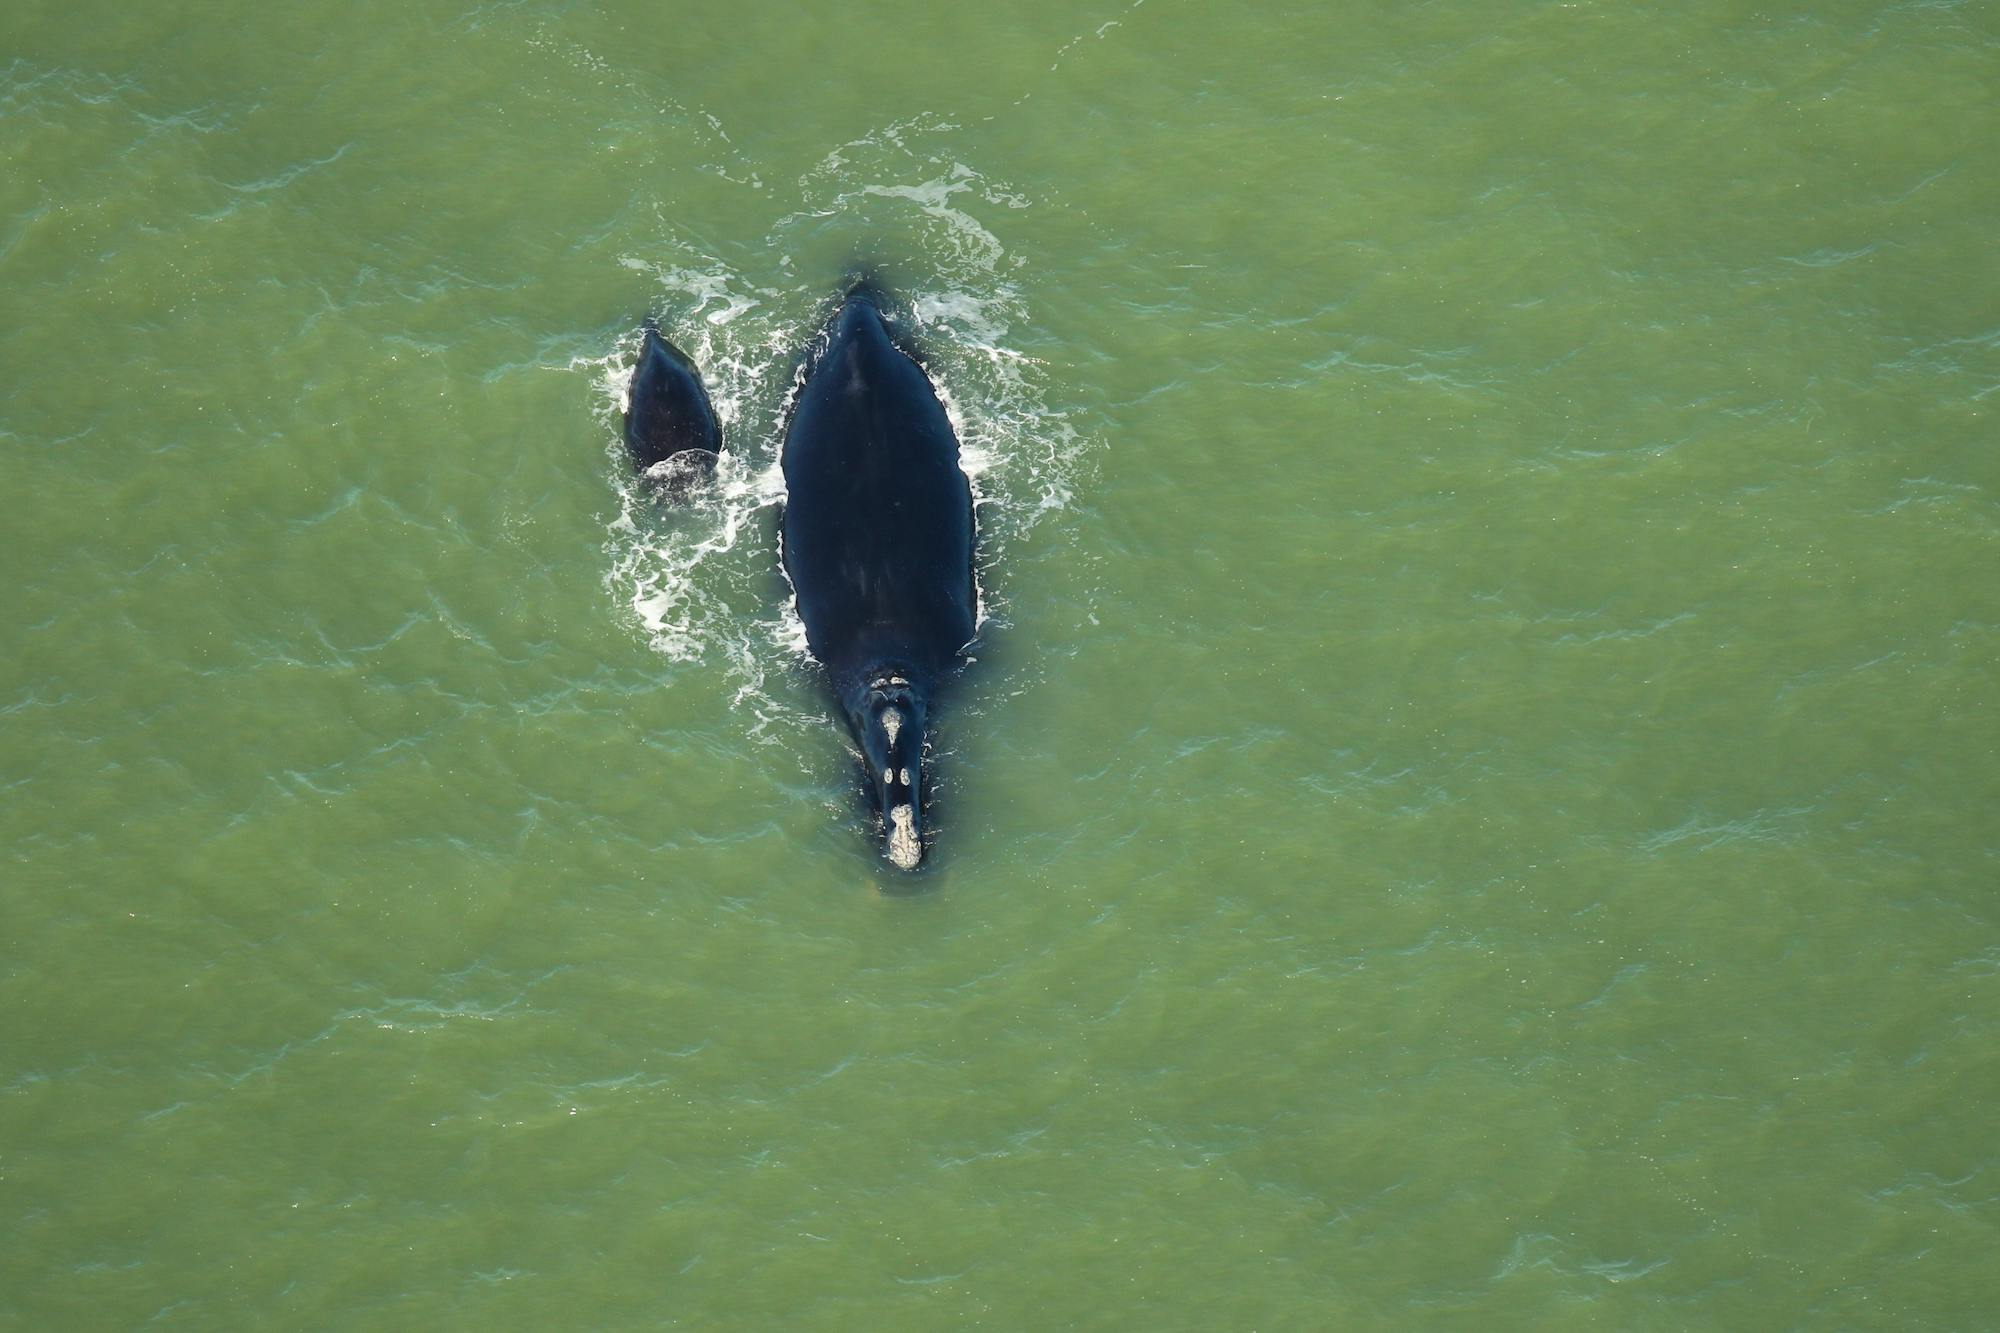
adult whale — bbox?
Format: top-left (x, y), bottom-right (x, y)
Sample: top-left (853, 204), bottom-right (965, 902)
top-left (624, 318), bottom-right (721, 491)
top-left (781, 280), bottom-right (977, 871)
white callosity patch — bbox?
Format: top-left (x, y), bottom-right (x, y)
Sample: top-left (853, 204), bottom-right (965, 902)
top-left (901, 768), bottom-right (911, 786)
top-left (880, 707), bottom-right (902, 745)
top-left (882, 767), bottom-right (895, 786)
top-left (887, 804), bottom-right (921, 870)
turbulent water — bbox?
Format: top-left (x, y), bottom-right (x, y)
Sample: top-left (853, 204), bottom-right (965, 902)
top-left (5, 1), bottom-right (1998, 1327)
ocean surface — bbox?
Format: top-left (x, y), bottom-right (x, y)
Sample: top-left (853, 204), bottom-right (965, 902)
top-left (4, 1), bottom-right (1997, 1326)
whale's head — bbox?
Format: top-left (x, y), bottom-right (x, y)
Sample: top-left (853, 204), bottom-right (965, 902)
top-left (850, 674), bottom-right (927, 872)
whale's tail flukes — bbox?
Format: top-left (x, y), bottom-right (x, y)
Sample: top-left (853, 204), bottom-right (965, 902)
top-left (829, 264), bottom-right (927, 362)
top-left (840, 263), bottom-right (892, 309)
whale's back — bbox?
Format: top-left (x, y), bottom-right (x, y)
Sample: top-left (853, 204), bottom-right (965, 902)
top-left (780, 295), bottom-right (976, 682)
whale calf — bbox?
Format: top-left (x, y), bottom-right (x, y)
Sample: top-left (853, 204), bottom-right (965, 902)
top-left (780, 280), bottom-right (977, 871)
top-left (624, 319), bottom-right (721, 492)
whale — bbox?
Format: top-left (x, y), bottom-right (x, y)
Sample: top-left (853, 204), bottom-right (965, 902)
top-left (624, 319), bottom-right (721, 492)
top-left (780, 280), bottom-right (978, 871)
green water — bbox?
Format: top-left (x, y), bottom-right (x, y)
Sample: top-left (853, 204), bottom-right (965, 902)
top-left (5, 0), bottom-right (1998, 1326)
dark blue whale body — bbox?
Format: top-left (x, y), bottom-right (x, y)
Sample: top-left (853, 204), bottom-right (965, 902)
top-left (624, 319), bottom-right (722, 491)
top-left (781, 282), bottom-right (977, 871)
